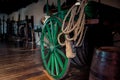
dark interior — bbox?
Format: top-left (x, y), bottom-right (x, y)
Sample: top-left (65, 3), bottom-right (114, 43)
top-left (0, 0), bottom-right (38, 14)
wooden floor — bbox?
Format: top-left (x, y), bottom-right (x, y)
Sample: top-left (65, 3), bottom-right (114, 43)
top-left (0, 42), bottom-right (89, 80)
top-left (0, 42), bottom-right (48, 80)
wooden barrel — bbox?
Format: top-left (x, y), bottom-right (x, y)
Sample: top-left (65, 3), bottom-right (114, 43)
top-left (89, 47), bottom-right (120, 80)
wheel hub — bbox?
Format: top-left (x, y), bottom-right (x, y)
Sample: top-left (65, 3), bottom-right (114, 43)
top-left (50, 45), bottom-right (55, 51)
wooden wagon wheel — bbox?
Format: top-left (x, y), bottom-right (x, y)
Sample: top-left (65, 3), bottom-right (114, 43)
top-left (40, 16), bottom-right (70, 79)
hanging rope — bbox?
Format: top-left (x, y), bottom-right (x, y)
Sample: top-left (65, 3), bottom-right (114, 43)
top-left (57, 0), bottom-right (88, 58)
top-left (58, 0), bottom-right (87, 47)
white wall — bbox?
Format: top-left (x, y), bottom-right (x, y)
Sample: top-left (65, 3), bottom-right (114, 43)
top-left (9, 0), bottom-right (66, 25)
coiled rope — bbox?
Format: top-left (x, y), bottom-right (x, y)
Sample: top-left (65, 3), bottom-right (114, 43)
top-left (58, 0), bottom-right (87, 47)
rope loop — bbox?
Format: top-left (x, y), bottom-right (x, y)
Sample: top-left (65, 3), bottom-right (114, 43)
top-left (58, 0), bottom-right (87, 46)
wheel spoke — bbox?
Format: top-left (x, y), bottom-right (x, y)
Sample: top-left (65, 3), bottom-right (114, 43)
top-left (46, 24), bottom-right (52, 43)
top-left (41, 39), bottom-right (50, 48)
top-left (54, 50), bottom-right (64, 69)
top-left (44, 51), bottom-right (50, 59)
top-left (54, 22), bottom-right (58, 44)
top-left (47, 55), bottom-right (52, 69)
top-left (56, 48), bottom-right (66, 58)
top-left (45, 33), bottom-right (50, 43)
top-left (50, 20), bottom-right (54, 44)
top-left (54, 55), bottom-right (59, 75)
top-left (51, 54), bottom-right (55, 75)
top-left (55, 44), bottom-right (61, 48)
top-left (44, 41), bottom-right (50, 47)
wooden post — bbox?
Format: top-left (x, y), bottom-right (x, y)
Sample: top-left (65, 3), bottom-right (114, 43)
top-left (25, 15), bottom-right (29, 48)
top-left (31, 16), bottom-right (36, 49)
top-left (3, 16), bottom-right (5, 39)
top-left (0, 18), bottom-right (1, 35)
top-left (6, 18), bottom-right (9, 37)
top-left (17, 13), bottom-right (21, 37)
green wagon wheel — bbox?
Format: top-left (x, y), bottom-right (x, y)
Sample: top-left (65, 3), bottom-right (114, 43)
top-left (40, 16), bottom-right (70, 79)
